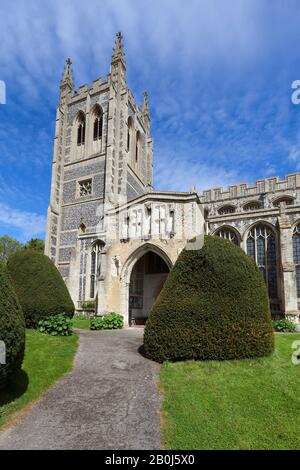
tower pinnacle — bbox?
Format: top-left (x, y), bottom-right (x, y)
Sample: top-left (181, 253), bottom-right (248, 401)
top-left (112, 32), bottom-right (125, 65)
top-left (142, 91), bottom-right (150, 115)
top-left (60, 58), bottom-right (74, 105)
top-left (61, 58), bottom-right (73, 86)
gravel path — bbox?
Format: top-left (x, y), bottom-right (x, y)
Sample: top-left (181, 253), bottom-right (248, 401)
top-left (0, 328), bottom-right (161, 450)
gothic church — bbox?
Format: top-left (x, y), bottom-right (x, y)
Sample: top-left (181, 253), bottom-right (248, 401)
top-left (45, 33), bottom-right (300, 326)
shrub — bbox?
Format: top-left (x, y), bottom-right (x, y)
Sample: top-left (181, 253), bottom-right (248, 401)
top-left (7, 250), bottom-right (74, 328)
top-left (90, 313), bottom-right (123, 330)
top-left (0, 263), bottom-right (25, 390)
top-left (144, 235), bottom-right (274, 363)
top-left (38, 314), bottom-right (73, 336)
top-left (81, 300), bottom-right (96, 309)
top-left (273, 319), bottom-right (296, 333)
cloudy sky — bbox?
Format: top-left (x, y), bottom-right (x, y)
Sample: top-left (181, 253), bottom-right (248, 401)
top-left (0, 0), bottom-right (300, 241)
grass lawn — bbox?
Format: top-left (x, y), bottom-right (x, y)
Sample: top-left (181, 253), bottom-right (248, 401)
top-left (72, 316), bottom-right (91, 330)
top-left (160, 334), bottom-right (300, 450)
top-left (0, 329), bottom-right (78, 429)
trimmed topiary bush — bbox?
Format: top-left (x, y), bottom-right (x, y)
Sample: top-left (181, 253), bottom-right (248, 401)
top-left (0, 263), bottom-right (25, 390)
top-left (144, 235), bottom-right (274, 363)
top-left (7, 250), bottom-right (74, 328)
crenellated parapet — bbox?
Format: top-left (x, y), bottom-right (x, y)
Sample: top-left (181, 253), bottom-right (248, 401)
top-left (200, 173), bottom-right (300, 203)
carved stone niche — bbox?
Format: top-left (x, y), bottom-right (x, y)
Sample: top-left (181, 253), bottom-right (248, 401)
top-left (145, 202), bottom-right (152, 214)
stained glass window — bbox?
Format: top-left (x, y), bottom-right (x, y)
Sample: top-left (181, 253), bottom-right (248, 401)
top-left (246, 224), bottom-right (277, 298)
top-left (215, 228), bottom-right (239, 246)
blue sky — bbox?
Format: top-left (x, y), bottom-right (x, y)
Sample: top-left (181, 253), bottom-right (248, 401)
top-left (0, 0), bottom-right (300, 242)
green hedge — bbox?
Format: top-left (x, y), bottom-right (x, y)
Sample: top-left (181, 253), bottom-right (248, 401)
top-left (0, 263), bottom-right (25, 389)
top-left (7, 250), bottom-right (74, 328)
top-left (144, 235), bottom-right (274, 363)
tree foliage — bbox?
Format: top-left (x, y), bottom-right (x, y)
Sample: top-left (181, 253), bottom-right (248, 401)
top-left (24, 238), bottom-right (45, 253)
top-left (0, 236), bottom-right (23, 264)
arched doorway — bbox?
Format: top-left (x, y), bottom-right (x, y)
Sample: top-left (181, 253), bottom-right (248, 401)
top-left (129, 251), bottom-right (170, 325)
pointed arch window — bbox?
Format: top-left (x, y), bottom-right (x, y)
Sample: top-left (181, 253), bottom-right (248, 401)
top-left (293, 224), bottom-right (300, 297)
top-left (93, 106), bottom-right (103, 141)
top-left (135, 130), bottom-right (140, 162)
top-left (215, 227), bottom-right (239, 245)
top-left (243, 201), bottom-right (262, 212)
top-left (273, 196), bottom-right (294, 207)
top-left (218, 205), bottom-right (236, 215)
top-left (90, 241), bottom-right (105, 298)
top-left (127, 117), bottom-right (133, 152)
top-left (246, 224), bottom-right (278, 298)
top-left (77, 113), bottom-right (86, 146)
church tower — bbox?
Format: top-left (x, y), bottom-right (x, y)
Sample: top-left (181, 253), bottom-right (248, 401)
top-left (45, 33), bottom-right (153, 303)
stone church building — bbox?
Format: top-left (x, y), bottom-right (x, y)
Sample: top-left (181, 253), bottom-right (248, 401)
top-left (45, 33), bottom-right (300, 326)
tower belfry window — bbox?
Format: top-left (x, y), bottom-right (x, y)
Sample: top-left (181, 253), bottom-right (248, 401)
top-left (136, 131), bottom-right (140, 163)
top-left (127, 116), bottom-right (133, 152)
top-left (77, 114), bottom-right (86, 146)
top-left (93, 107), bottom-right (103, 141)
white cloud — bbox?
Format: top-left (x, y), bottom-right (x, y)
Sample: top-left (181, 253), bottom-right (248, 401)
top-left (154, 147), bottom-right (239, 193)
top-left (0, 0), bottom-right (299, 237)
top-left (0, 0), bottom-right (266, 98)
top-left (0, 203), bottom-right (46, 241)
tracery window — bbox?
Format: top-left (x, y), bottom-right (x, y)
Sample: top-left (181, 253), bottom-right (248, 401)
top-left (215, 228), bottom-right (239, 245)
top-left (293, 224), bottom-right (300, 297)
top-left (77, 113), bottom-right (85, 146)
top-left (273, 196), bottom-right (294, 207)
top-left (79, 179), bottom-right (92, 197)
top-left (246, 224), bottom-right (277, 298)
top-left (218, 205), bottom-right (235, 215)
top-left (135, 130), bottom-right (140, 162)
top-left (243, 201), bottom-right (261, 212)
top-left (90, 241), bottom-right (104, 298)
top-left (127, 117), bottom-right (133, 152)
top-left (93, 107), bottom-right (103, 141)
